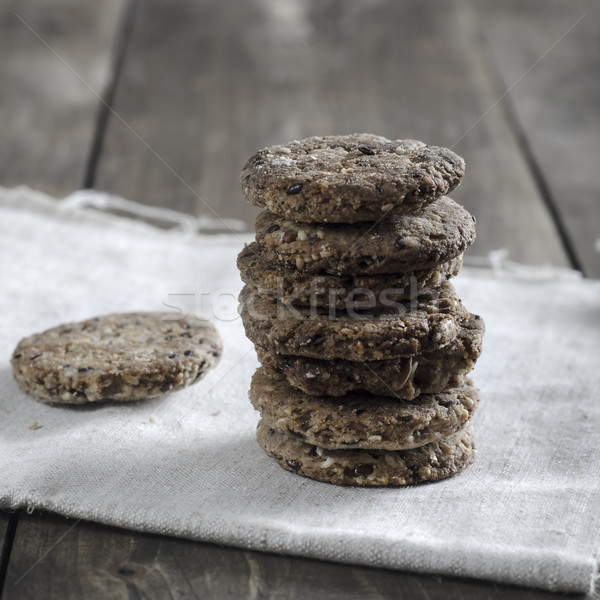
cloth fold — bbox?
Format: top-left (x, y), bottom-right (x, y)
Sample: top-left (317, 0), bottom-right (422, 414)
top-left (1, 186), bottom-right (599, 595)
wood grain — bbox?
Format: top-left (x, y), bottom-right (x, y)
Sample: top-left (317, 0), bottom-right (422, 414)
top-left (0, 0), bottom-right (127, 195)
top-left (3, 512), bottom-right (565, 600)
top-left (94, 0), bottom-right (569, 269)
top-left (474, 0), bottom-right (600, 276)
top-left (0, 512), bottom-right (13, 595)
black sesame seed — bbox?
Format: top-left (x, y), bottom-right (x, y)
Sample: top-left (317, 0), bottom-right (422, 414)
top-left (286, 459), bottom-right (301, 471)
top-left (395, 238), bottom-right (407, 249)
top-left (375, 183), bottom-right (384, 194)
top-left (441, 153), bottom-right (456, 165)
top-left (355, 463), bottom-right (374, 476)
top-left (30, 354), bottom-right (42, 360)
top-left (358, 146), bottom-right (375, 156)
top-left (265, 224), bottom-right (280, 234)
top-left (184, 350), bottom-right (195, 357)
top-left (78, 367), bottom-right (93, 373)
top-left (164, 335), bottom-right (174, 341)
top-left (168, 354), bottom-right (177, 359)
top-left (471, 215), bottom-right (477, 225)
top-left (411, 464), bottom-right (419, 482)
top-left (286, 183), bottom-right (303, 195)
top-left (13, 353), bottom-right (21, 359)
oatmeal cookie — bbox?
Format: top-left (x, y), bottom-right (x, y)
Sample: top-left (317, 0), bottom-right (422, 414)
top-left (11, 312), bottom-right (222, 404)
top-left (241, 134), bottom-right (465, 223)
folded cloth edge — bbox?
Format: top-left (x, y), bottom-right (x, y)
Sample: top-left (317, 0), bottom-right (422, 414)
top-left (0, 491), bottom-right (595, 594)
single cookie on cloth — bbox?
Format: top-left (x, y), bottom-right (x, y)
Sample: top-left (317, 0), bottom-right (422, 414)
top-left (11, 312), bottom-right (222, 404)
top-left (237, 242), bottom-right (463, 308)
top-left (257, 313), bottom-right (485, 398)
top-left (239, 281), bottom-right (467, 361)
top-left (250, 368), bottom-right (479, 450)
top-left (257, 419), bottom-right (475, 486)
top-left (254, 196), bottom-right (475, 276)
top-left (241, 134), bottom-right (465, 223)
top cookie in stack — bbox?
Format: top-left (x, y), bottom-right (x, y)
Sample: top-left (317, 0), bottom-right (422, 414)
top-left (241, 134), bottom-right (465, 223)
top-left (238, 134), bottom-right (484, 487)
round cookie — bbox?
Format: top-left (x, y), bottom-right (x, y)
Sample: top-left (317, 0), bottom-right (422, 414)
top-left (237, 242), bottom-right (463, 308)
top-left (11, 312), bottom-right (223, 404)
top-left (256, 420), bottom-right (475, 486)
top-left (241, 134), bottom-right (465, 224)
top-left (239, 281), bottom-right (466, 361)
top-left (257, 313), bottom-right (484, 398)
top-left (254, 196), bottom-right (475, 276)
top-left (250, 368), bottom-right (479, 450)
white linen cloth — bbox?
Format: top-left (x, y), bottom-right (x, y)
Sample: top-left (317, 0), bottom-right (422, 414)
top-left (1, 186), bottom-right (599, 595)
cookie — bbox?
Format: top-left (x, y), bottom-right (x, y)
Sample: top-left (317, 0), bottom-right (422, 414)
top-left (11, 312), bottom-right (223, 404)
top-left (257, 313), bottom-right (484, 398)
top-left (256, 419), bottom-right (475, 486)
top-left (239, 281), bottom-right (466, 361)
top-left (254, 196), bottom-right (475, 276)
top-left (241, 134), bottom-right (465, 223)
top-left (237, 242), bottom-right (463, 308)
top-left (250, 368), bottom-right (478, 450)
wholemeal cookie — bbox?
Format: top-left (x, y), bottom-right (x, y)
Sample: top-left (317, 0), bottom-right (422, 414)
top-left (239, 281), bottom-right (466, 361)
top-left (237, 242), bottom-right (463, 308)
top-left (256, 419), bottom-right (475, 486)
top-left (11, 312), bottom-right (223, 404)
top-left (241, 134), bottom-right (465, 223)
top-left (250, 368), bottom-right (478, 450)
top-left (257, 313), bottom-right (484, 398)
top-left (254, 196), bottom-right (475, 276)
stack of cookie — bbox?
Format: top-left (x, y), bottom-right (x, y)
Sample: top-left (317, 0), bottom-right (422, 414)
top-left (238, 134), bottom-right (484, 486)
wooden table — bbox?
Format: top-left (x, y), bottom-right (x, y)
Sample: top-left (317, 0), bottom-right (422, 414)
top-left (1, 1), bottom-right (598, 597)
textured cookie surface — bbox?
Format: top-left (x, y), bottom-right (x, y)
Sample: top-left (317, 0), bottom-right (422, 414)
top-left (238, 242), bottom-right (463, 308)
top-left (258, 313), bottom-right (484, 398)
top-left (251, 368), bottom-right (478, 450)
top-left (239, 281), bottom-right (466, 360)
top-left (255, 196), bottom-right (475, 276)
top-left (11, 312), bottom-right (223, 404)
top-left (241, 134), bottom-right (465, 223)
top-left (257, 420), bottom-right (475, 486)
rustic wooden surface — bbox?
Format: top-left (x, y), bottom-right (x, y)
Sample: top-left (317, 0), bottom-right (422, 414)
top-left (472, 0), bottom-right (600, 277)
top-left (0, 0), bottom-right (128, 195)
top-left (1, 0), bottom-right (598, 598)
top-left (3, 513), bottom-right (565, 600)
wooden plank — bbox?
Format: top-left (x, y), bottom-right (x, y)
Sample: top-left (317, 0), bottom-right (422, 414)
top-left (473, 0), bottom-right (600, 276)
top-left (0, 0), bottom-right (128, 196)
top-left (95, 0), bottom-right (569, 269)
top-left (0, 512), bottom-right (14, 594)
top-left (3, 512), bottom-right (563, 600)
